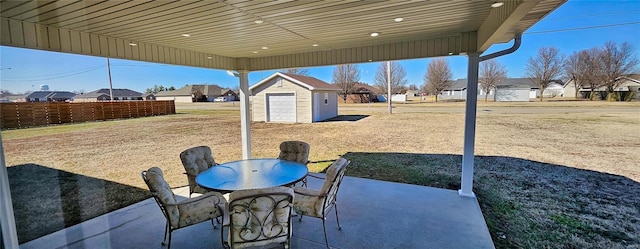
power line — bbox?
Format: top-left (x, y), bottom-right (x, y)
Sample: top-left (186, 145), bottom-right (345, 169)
top-left (543, 10), bottom-right (640, 21)
top-left (524, 22), bottom-right (640, 35)
top-left (0, 66), bottom-right (106, 82)
top-left (1, 65), bottom-right (104, 80)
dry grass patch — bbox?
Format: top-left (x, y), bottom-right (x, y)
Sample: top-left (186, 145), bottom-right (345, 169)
top-left (2, 101), bottom-right (639, 247)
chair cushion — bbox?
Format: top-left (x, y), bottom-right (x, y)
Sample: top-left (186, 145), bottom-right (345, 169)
top-left (145, 167), bottom-right (179, 227)
top-left (180, 146), bottom-right (217, 193)
top-left (278, 141), bottom-right (310, 164)
top-left (177, 192), bottom-right (226, 227)
top-left (228, 187), bottom-right (294, 249)
top-left (292, 186), bottom-right (323, 218)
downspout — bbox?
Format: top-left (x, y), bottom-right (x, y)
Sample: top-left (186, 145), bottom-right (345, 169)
top-left (459, 34), bottom-right (521, 198)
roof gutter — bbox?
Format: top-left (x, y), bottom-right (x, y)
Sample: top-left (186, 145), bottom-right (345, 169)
top-left (479, 33), bottom-right (522, 62)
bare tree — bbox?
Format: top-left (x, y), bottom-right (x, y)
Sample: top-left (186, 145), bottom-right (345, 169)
top-left (581, 47), bottom-right (605, 100)
top-left (281, 68), bottom-right (309, 75)
top-left (525, 47), bottom-right (564, 101)
top-left (332, 64), bottom-right (360, 103)
top-left (479, 59), bottom-right (507, 102)
top-left (598, 41), bottom-right (639, 100)
top-left (373, 61), bottom-right (407, 94)
top-left (423, 58), bottom-right (452, 102)
top-left (564, 50), bottom-right (591, 99)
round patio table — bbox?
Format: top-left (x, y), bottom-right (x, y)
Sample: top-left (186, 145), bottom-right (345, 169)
top-left (195, 158), bottom-right (308, 192)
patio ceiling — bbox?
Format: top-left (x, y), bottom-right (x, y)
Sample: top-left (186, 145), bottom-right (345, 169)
top-left (1, 0), bottom-right (565, 71)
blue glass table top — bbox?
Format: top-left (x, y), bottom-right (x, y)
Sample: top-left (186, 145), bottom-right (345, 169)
top-left (196, 158), bottom-right (308, 191)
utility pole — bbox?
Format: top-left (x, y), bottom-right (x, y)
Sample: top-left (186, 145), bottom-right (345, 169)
top-left (107, 58), bottom-right (114, 101)
top-left (387, 61), bottom-right (392, 114)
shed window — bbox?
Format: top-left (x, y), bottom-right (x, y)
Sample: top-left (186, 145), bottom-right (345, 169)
top-left (324, 93), bottom-right (329, 105)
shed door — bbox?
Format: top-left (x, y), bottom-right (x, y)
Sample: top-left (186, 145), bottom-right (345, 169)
top-left (267, 93), bottom-right (296, 122)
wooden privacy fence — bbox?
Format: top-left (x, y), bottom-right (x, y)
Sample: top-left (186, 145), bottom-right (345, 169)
top-left (0, 101), bottom-right (175, 130)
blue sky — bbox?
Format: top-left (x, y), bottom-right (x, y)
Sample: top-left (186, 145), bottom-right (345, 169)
top-left (0, 0), bottom-right (639, 93)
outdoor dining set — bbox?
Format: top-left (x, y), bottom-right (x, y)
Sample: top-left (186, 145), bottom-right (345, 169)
top-left (141, 141), bottom-right (350, 249)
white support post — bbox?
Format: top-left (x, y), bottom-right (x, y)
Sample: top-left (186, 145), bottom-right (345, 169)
top-left (0, 133), bottom-right (19, 249)
top-left (459, 53), bottom-right (481, 198)
top-left (238, 70), bottom-right (252, 159)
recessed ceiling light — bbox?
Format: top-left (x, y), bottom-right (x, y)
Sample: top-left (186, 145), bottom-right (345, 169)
top-left (207, 56), bottom-right (212, 59)
top-left (261, 46), bottom-right (268, 50)
top-left (491, 2), bottom-right (504, 8)
top-left (394, 18), bottom-right (404, 22)
top-left (312, 44), bottom-right (319, 47)
top-left (182, 34), bottom-right (191, 37)
top-left (128, 42), bottom-right (137, 46)
top-left (370, 32), bottom-right (380, 37)
top-left (252, 51), bottom-right (258, 54)
top-left (254, 20), bottom-right (264, 24)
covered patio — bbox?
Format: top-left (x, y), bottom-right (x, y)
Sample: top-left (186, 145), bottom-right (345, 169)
top-left (1, 1), bottom-right (566, 248)
top-left (20, 175), bottom-right (493, 249)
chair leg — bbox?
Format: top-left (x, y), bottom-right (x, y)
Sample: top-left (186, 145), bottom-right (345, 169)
top-left (302, 177), bottom-right (308, 188)
top-left (167, 230), bottom-right (172, 249)
top-left (298, 213), bottom-right (304, 222)
top-left (162, 221), bottom-right (169, 245)
top-left (334, 203), bottom-right (342, 230)
top-left (211, 218), bottom-right (217, 229)
top-left (322, 218), bottom-right (329, 249)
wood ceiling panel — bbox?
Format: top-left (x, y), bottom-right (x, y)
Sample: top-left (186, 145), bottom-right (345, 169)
top-left (7, 1), bottom-right (82, 21)
top-left (0, 1), bottom-right (31, 14)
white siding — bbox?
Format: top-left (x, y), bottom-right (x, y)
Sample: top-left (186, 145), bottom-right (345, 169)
top-left (251, 77), bottom-right (312, 123)
top-left (156, 96), bottom-right (192, 102)
top-left (313, 91), bottom-right (338, 122)
top-left (496, 89), bottom-right (530, 102)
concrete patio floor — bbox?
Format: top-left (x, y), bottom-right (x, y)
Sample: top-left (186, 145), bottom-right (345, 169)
top-left (20, 175), bottom-right (495, 249)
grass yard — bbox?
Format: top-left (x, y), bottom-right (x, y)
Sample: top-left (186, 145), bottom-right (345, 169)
top-left (3, 101), bottom-right (639, 248)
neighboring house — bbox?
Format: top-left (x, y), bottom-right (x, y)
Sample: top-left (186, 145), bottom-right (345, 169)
top-left (336, 82), bottom-right (382, 103)
top-left (405, 89), bottom-right (420, 97)
top-left (220, 89), bottom-right (238, 101)
top-left (142, 93), bottom-right (156, 101)
top-left (541, 81), bottom-right (564, 98)
top-left (440, 78), bottom-right (534, 102)
top-left (250, 72), bottom-right (341, 123)
top-left (23, 91), bottom-right (76, 102)
top-left (495, 84), bottom-right (531, 102)
top-left (439, 79), bottom-right (468, 100)
top-left (155, 84), bottom-right (222, 102)
top-left (0, 93), bottom-right (27, 102)
top-left (73, 88), bottom-right (142, 102)
top-left (566, 75), bottom-right (640, 100)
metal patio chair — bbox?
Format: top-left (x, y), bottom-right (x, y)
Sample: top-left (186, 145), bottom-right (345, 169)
top-left (292, 157), bottom-right (350, 249)
top-left (142, 167), bottom-right (226, 249)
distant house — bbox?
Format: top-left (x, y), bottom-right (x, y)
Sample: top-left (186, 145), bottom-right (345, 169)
top-left (250, 72), bottom-right (341, 123)
top-left (142, 93), bottom-right (156, 101)
top-left (565, 75), bottom-right (640, 100)
top-left (22, 91), bottom-right (76, 102)
top-left (73, 88), bottom-right (142, 102)
top-left (337, 82), bottom-right (382, 103)
top-left (155, 84), bottom-right (222, 102)
top-left (220, 89), bottom-right (238, 101)
top-left (440, 78), bottom-right (535, 102)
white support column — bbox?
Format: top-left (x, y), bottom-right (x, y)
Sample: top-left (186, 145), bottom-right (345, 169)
top-left (459, 53), bottom-right (481, 198)
top-left (0, 133), bottom-right (19, 249)
top-left (238, 70), bottom-right (252, 159)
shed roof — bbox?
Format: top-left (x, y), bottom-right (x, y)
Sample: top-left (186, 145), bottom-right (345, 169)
top-left (250, 72), bottom-right (341, 92)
